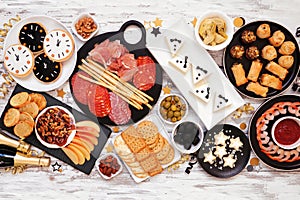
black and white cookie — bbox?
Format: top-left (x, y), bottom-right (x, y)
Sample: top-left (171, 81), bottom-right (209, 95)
top-left (165, 35), bottom-right (184, 57)
top-left (19, 23), bottom-right (46, 53)
top-left (43, 29), bottom-right (74, 62)
top-left (168, 55), bottom-right (192, 73)
top-left (33, 53), bottom-right (61, 83)
top-left (4, 44), bottom-right (34, 77)
top-left (191, 83), bottom-right (212, 103)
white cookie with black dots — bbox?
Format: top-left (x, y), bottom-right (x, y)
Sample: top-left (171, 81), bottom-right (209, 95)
top-left (168, 55), bottom-right (192, 73)
top-left (213, 92), bottom-right (232, 112)
top-left (191, 83), bottom-right (212, 103)
top-left (192, 65), bottom-right (211, 85)
top-left (43, 29), bottom-right (74, 62)
top-left (33, 53), bottom-right (61, 83)
top-left (165, 35), bottom-right (184, 57)
top-left (4, 44), bottom-right (34, 77)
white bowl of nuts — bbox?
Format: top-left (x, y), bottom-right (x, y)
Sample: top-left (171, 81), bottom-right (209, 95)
top-left (35, 106), bottom-right (76, 149)
top-left (71, 13), bottom-right (99, 42)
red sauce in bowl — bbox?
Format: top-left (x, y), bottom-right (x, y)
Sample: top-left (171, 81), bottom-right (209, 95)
top-left (274, 119), bottom-right (300, 145)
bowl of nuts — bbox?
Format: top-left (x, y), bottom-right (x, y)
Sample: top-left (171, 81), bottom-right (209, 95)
top-left (96, 153), bottom-right (123, 180)
top-left (158, 94), bottom-right (188, 125)
top-left (35, 106), bottom-right (76, 149)
top-left (72, 13), bottom-right (99, 42)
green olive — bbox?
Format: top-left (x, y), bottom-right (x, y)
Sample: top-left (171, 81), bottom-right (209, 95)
top-left (165, 96), bottom-right (172, 101)
top-left (167, 111), bottom-right (174, 118)
top-left (163, 101), bottom-right (171, 109)
top-left (177, 116), bottom-right (182, 121)
top-left (174, 96), bottom-right (180, 102)
top-left (181, 110), bottom-right (185, 116)
top-left (171, 105), bottom-right (177, 111)
top-left (160, 108), bottom-right (167, 116)
top-left (173, 111), bottom-right (181, 117)
top-left (171, 117), bottom-right (177, 122)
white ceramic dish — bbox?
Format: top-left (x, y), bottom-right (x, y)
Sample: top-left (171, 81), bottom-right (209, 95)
top-left (194, 11), bottom-right (234, 51)
top-left (157, 94), bottom-right (188, 125)
top-left (271, 116), bottom-right (300, 150)
top-left (3, 15), bottom-right (77, 92)
top-left (171, 120), bottom-right (204, 154)
top-left (35, 105), bottom-right (76, 149)
top-left (95, 152), bottom-right (123, 180)
top-left (71, 13), bottom-right (99, 42)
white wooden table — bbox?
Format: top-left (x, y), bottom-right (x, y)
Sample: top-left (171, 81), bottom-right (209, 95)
top-left (0, 0), bottom-right (300, 199)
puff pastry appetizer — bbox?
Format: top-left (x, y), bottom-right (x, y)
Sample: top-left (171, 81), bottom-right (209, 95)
top-left (268, 30), bottom-right (285, 47)
top-left (278, 55), bottom-right (294, 69)
top-left (247, 59), bottom-right (263, 82)
top-left (256, 24), bottom-right (271, 39)
top-left (265, 61), bottom-right (289, 80)
top-left (278, 41), bottom-right (296, 55)
top-left (261, 45), bottom-right (277, 61)
top-left (260, 74), bottom-right (282, 90)
top-left (231, 63), bottom-right (248, 86)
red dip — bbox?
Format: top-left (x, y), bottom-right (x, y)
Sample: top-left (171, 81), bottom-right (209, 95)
top-left (274, 119), bottom-right (300, 145)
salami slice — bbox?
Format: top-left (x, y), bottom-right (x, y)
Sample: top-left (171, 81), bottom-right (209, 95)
top-left (108, 92), bottom-right (131, 125)
top-left (71, 71), bottom-right (92, 105)
top-left (87, 84), bottom-right (111, 117)
top-left (133, 56), bottom-right (156, 91)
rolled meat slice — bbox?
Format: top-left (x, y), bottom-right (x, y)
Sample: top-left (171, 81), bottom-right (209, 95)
top-left (108, 92), bottom-right (131, 125)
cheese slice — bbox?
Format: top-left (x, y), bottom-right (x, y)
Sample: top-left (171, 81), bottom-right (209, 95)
top-left (213, 92), bottom-right (232, 112)
top-left (165, 35), bottom-right (184, 57)
top-left (191, 83), bottom-right (212, 103)
top-left (192, 65), bottom-right (211, 85)
top-left (168, 55), bottom-right (192, 73)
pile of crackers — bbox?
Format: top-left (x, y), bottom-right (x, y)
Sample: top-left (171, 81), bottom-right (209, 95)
top-left (114, 120), bottom-right (175, 179)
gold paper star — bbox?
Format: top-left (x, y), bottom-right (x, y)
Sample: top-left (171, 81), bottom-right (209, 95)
top-left (153, 17), bottom-right (163, 27)
top-left (144, 20), bottom-right (152, 30)
top-left (105, 144), bottom-right (114, 153)
top-left (56, 88), bottom-right (66, 98)
top-left (162, 85), bottom-right (171, 94)
top-left (191, 17), bottom-right (197, 27)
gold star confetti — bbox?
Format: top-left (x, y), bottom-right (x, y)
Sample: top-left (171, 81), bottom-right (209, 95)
top-left (56, 88), bottom-right (66, 98)
top-left (112, 126), bottom-right (120, 133)
top-left (167, 154), bottom-right (190, 172)
top-left (144, 20), bottom-right (152, 30)
top-left (191, 17), bottom-right (197, 27)
top-left (153, 17), bottom-right (163, 27)
top-left (232, 103), bottom-right (255, 119)
top-left (105, 144), bottom-right (114, 153)
top-left (162, 85), bottom-right (171, 94)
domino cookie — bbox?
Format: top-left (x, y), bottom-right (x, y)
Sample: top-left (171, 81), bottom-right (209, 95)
top-left (43, 29), bottom-right (74, 62)
top-left (165, 35), bottom-right (184, 57)
top-left (168, 55), bottom-right (192, 73)
top-left (4, 44), bottom-right (34, 77)
top-left (19, 22), bottom-right (46, 54)
top-left (33, 53), bottom-right (61, 83)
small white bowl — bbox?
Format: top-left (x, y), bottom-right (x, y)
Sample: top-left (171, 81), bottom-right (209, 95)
top-left (158, 94), bottom-right (188, 125)
top-left (271, 116), bottom-right (300, 150)
top-left (96, 153), bottom-right (123, 180)
top-left (35, 106), bottom-right (76, 149)
top-left (71, 13), bottom-right (99, 42)
top-left (171, 121), bottom-right (204, 154)
top-left (194, 10), bottom-right (234, 51)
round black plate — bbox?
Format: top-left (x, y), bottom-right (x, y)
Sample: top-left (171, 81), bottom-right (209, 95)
top-left (223, 20), bottom-right (300, 99)
top-left (197, 124), bottom-right (251, 178)
top-left (248, 94), bottom-right (300, 170)
top-left (69, 20), bottom-right (162, 126)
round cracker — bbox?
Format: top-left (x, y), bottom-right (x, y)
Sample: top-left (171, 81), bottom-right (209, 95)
top-left (29, 93), bottom-right (47, 111)
top-left (159, 146), bottom-right (175, 165)
top-left (10, 92), bottom-right (29, 108)
top-left (19, 102), bottom-right (39, 118)
top-left (19, 112), bottom-right (34, 127)
top-left (14, 121), bottom-right (33, 139)
top-left (4, 108), bottom-right (20, 127)
top-left (151, 134), bottom-right (165, 154)
top-left (156, 141), bottom-right (171, 160)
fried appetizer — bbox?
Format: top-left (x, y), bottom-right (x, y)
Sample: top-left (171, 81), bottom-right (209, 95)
top-left (231, 63), bottom-right (248, 86)
top-left (265, 61), bottom-right (289, 80)
top-left (247, 59), bottom-right (263, 82)
top-left (246, 82), bottom-right (268, 97)
top-left (241, 30), bottom-right (256, 44)
top-left (256, 24), bottom-right (271, 39)
top-left (278, 55), bottom-right (294, 69)
top-left (230, 45), bottom-right (245, 59)
top-left (246, 46), bottom-right (260, 60)
top-left (278, 41), bottom-right (296, 55)
top-left (268, 30), bottom-right (285, 47)
top-left (261, 45), bottom-right (277, 61)
top-left (260, 74), bottom-right (282, 90)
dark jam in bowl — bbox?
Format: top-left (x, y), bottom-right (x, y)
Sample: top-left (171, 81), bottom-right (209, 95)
top-left (36, 107), bottom-right (75, 147)
top-left (173, 121), bottom-right (201, 150)
top-left (274, 119), bottom-right (300, 145)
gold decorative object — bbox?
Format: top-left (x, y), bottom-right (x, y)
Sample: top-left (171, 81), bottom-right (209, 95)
top-left (167, 154), bottom-right (190, 172)
top-left (162, 85), bottom-right (171, 94)
top-left (143, 21), bottom-right (152, 30)
top-left (152, 17), bottom-right (163, 27)
top-left (232, 103), bottom-right (255, 119)
top-left (0, 15), bottom-right (21, 49)
top-left (56, 88), bottom-right (66, 98)
top-left (191, 17), bottom-right (197, 27)
top-left (105, 144), bottom-right (114, 153)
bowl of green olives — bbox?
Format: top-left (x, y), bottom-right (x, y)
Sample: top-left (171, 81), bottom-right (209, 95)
top-left (158, 94), bottom-right (188, 125)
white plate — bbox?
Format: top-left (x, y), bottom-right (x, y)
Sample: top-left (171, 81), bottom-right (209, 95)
top-left (146, 19), bottom-right (245, 130)
top-left (112, 114), bottom-right (181, 183)
top-left (4, 15), bottom-right (77, 92)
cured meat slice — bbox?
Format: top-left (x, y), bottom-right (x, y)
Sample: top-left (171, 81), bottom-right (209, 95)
top-left (87, 84), bottom-right (111, 117)
top-left (71, 71), bottom-right (92, 105)
top-left (133, 56), bottom-right (156, 91)
top-left (108, 92), bottom-right (131, 125)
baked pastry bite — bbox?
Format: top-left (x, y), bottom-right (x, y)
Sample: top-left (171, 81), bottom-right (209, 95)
top-left (230, 45), bottom-right (245, 59)
top-left (246, 46), bottom-right (260, 60)
top-left (231, 63), bottom-right (248, 86)
top-left (256, 24), bottom-right (271, 39)
top-left (247, 59), bottom-right (263, 82)
top-left (260, 74), bottom-right (282, 90)
top-left (241, 30), bottom-right (256, 44)
top-left (278, 55), bottom-right (294, 69)
top-left (268, 30), bottom-right (285, 47)
top-left (261, 45), bottom-right (277, 61)
top-left (246, 82), bottom-right (268, 97)
top-left (278, 41), bottom-right (296, 55)
top-left (265, 61), bottom-right (288, 80)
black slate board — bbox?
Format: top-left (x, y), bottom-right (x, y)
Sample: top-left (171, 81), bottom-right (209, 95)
top-left (0, 84), bottom-right (112, 175)
top-left (69, 20), bottom-right (162, 126)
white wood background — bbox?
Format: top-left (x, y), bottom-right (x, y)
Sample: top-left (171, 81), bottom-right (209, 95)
top-left (0, 0), bottom-right (300, 199)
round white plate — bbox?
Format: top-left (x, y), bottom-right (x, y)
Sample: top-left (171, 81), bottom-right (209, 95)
top-left (4, 15), bottom-right (76, 92)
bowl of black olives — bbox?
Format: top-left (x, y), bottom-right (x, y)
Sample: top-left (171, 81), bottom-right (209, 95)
top-left (171, 121), bottom-right (204, 154)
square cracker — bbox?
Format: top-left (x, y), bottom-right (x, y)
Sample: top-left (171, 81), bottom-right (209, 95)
top-left (139, 154), bottom-right (161, 173)
top-left (135, 146), bottom-right (152, 162)
top-left (121, 126), bottom-right (146, 153)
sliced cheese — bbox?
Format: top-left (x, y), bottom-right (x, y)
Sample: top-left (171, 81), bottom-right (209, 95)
top-left (191, 83), bottom-right (212, 103)
top-left (168, 55), bottom-right (192, 73)
top-left (165, 35), bottom-right (184, 57)
top-left (192, 65), bottom-right (211, 85)
top-left (213, 92), bottom-right (232, 112)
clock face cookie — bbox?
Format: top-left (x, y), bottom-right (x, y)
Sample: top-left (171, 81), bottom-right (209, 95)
top-left (4, 44), bottom-right (34, 77)
top-left (33, 53), bottom-right (61, 83)
top-left (43, 29), bottom-right (74, 62)
top-left (19, 23), bottom-right (46, 53)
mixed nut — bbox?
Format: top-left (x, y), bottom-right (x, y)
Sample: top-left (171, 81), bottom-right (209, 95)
top-left (75, 16), bottom-right (97, 39)
top-left (98, 154), bottom-right (121, 178)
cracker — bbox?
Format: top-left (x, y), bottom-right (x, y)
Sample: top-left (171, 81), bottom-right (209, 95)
top-left (139, 154), bottom-right (160, 173)
top-left (19, 112), bottom-right (34, 127)
top-left (150, 134), bottom-right (165, 154)
top-left (13, 121), bottom-right (33, 139)
top-left (10, 92), bottom-right (29, 108)
top-left (156, 141), bottom-right (171, 161)
top-left (159, 146), bottom-right (175, 165)
top-left (29, 93), bottom-right (47, 111)
top-left (114, 135), bottom-right (132, 156)
top-left (19, 102), bottom-right (39, 119)
top-left (131, 165), bottom-right (146, 174)
top-left (126, 160), bottom-right (141, 168)
top-left (135, 146), bottom-right (152, 162)
top-left (135, 172), bottom-right (148, 179)
top-left (121, 126), bottom-right (146, 153)
top-left (148, 164), bottom-right (163, 177)
top-left (137, 120), bottom-right (159, 143)
top-left (3, 108), bottom-right (20, 127)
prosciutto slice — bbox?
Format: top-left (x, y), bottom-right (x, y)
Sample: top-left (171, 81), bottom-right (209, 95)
top-left (108, 92), bottom-right (131, 125)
